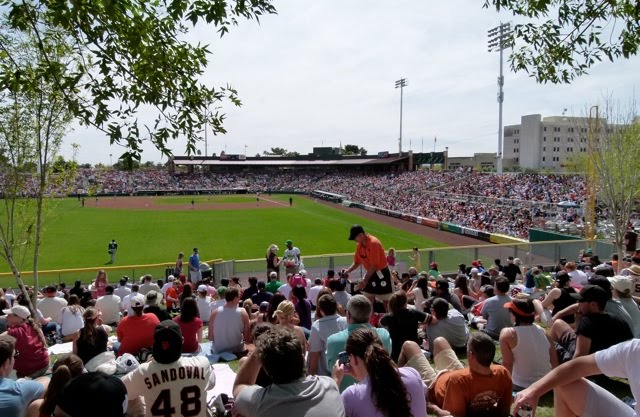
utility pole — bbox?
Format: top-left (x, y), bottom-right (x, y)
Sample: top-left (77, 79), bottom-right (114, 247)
top-left (395, 78), bottom-right (408, 155)
top-left (488, 22), bottom-right (512, 174)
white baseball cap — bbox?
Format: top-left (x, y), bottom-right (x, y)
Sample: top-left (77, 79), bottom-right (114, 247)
top-left (2, 305), bottom-right (30, 319)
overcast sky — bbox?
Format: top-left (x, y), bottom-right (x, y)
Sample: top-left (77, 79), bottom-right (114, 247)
top-left (61, 0), bottom-right (640, 165)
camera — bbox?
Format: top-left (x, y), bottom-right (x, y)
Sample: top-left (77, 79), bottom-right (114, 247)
top-left (337, 351), bottom-right (350, 365)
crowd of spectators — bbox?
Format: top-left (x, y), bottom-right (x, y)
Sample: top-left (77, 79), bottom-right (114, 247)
top-left (1, 168), bottom-right (586, 239)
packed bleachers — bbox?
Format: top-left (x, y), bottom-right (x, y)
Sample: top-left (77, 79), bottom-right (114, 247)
top-left (0, 168), bottom-right (586, 239)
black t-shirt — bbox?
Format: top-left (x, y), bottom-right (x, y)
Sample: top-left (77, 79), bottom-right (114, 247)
top-left (552, 287), bottom-right (578, 324)
top-left (380, 308), bottom-right (427, 362)
top-left (503, 264), bottom-right (521, 283)
top-left (144, 305), bottom-right (171, 322)
top-left (76, 326), bottom-right (108, 365)
top-left (576, 312), bottom-right (633, 354)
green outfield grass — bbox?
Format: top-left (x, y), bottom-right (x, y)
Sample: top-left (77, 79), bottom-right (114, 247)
top-left (156, 195), bottom-right (259, 204)
top-left (1, 194), bottom-right (452, 287)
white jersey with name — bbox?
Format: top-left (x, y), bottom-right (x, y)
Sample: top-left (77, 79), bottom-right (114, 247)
top-left (122, 355), bottom-right (214, 417)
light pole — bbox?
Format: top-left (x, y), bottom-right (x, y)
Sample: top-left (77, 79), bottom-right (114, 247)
top-left (488, 22), bottom-right (512, 174)
top-left (395, 78), bottom-right (408, 155)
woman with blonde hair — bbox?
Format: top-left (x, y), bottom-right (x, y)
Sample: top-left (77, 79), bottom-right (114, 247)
top-left (266, 244), bottom-right (281, 280)
top-left (332, 327), bottom-right (426, 417)
top-left (272, 300), bottom-right (306, 354)
top-left (93, 269), bottom-right (109, 298)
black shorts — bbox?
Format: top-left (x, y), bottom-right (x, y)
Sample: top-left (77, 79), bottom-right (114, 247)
top-left (364, 266), bottom-right (393, 295)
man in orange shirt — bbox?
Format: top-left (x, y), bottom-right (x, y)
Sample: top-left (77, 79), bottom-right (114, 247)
top-left (116, 294), bottom-right (160, 357)
top-left (345, 225), bottom-right (392, 311)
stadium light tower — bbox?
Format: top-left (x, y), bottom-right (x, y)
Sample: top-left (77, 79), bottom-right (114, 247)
top-left (395, 78), bottom-right (408, 155)
top-left (488, 22), bottom-right (512, 174)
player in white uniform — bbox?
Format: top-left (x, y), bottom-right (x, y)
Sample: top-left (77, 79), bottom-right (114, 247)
top-left (122, 320), bottom-right (215, 417)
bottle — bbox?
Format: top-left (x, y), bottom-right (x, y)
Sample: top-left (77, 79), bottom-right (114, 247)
top-left (516, 404), bottom-right (533, 417)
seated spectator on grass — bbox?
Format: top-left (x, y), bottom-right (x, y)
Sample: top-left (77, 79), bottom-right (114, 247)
top-left (265, 271), bottom-right (281, 294)
top-left (251, 281), bottom-right (273, 306)
top-left (0, 334), bottom-right (48, 416)
top-left (116, 294), bottom-right (160, 357)
top-left (73, 307), bottom-right (109, 366)
top-left (453, 274), bottom-right (478, 314)
top-left (379, 290), bottom-right (428, 362)
top-left (424, 297), bottom-right (469, 352)
top-left (195, 285), bottom-right (211, 325)
top-left (95, 285), bottom-right (122, 325)
top-left (500, 297), bottom-right (556, 390)
top-left (514, 339), bottom-right (640, 417)
top-left (292, 285), bottom-right (312, 331)
top-left (550, 285), bottom-right (633, 363)
top-left (1, 305), bottom-right (49, 378)
top-left (54, 372), bottom-right (127, 417)
top-left (331, 277), bottom-right (352, 312)
top-left (307, 278), bottom-right (324, 309)
top-left (326, 295), bottom-right (391, 392)
top-left (332, 327), bottom-right (427, 417)
top-left (122, 284), bottom-right (141, 316)
top-left (308, 295), bottom-right (347, 376)
top-left (273, 301), bottom-right (307, 355)
top-left (424, 279), bottom-right (462, 314)
top-left (541, 271), bottom-right (577, 325)
top-left (406, 333), bottom-right (512, 417)
top-left (241, 276), bottom-right (259, 302)
top-left (233, 326), bottom-right (345, 417)
top-left (209, 287), bottom-right (250, 355)
top-left (26, 354), bottom-right (83, 417)
top-left (173, 298), bottom-right (203, 354)
top-left (122, 320), bottom-right (214, 416)
top-left (37, 285), bottom-right (67, 326)
top-left (58, 295), bottom-right (84, 343)
top-left (480, 277), bottom-right (513, 340)
top-left (143, 290), bottom-right (170, 322)
top-left (407, 276), bottom-right (431, 312)
top-left (138, 274), bottom-right (160, 296)
top-left (609, 276), bottom-right (640, 338)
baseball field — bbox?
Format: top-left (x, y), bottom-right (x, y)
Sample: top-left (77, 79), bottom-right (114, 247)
top-left (0, 194), bottom-right (484, 287)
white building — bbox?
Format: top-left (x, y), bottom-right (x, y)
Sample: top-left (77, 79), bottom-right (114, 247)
top-left (503, 114), bottom-right (593, 170)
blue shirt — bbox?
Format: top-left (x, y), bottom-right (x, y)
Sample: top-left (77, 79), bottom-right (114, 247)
top-left (189, 253), bottom-right (200, 271)
top-left (326, 323), bottom-right (391, 392)
top-left (0, 377), bottom-right (44, 417)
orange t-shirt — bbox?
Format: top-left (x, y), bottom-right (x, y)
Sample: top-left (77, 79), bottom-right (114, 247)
top-left (116, 313), bottom-right (160, 356)
top-left (165, 287), bottom-right (178, 309)
top-left (429, 365), bottom-right (512, 417)
top-left (353, 234), bottom-right (387, 271)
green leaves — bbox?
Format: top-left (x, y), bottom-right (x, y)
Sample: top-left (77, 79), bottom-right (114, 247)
top-left (484, 0), bottom-right (640, 83)
top-left (2, 1), bottom-right (277, 161)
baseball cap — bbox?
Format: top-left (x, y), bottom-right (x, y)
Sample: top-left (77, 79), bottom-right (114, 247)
top-left (58, 372), bottom-right (128, 417)
top-left (44, 285), bottom-right (57, 293)
top-left (504, 299), bottom-right (535, 317)
top-left (285, 239), bottom-right (293, 245)
top-left (153, 320), bottom-right (183, 364)
top-left (130, 294), bottom-right (145, 308)
top-left (167, 275), bottom-right (175, 282)
top-left (217, 286), bottom-right (227, 297)
top-left (587, 275), bottom-right (612, 292)
top-left (435, 279), bottom-right (449, 290)
top-left (571, 285), bottom-right (609, 304)
top-left (145, 290), bottom-right (160, 306)
top-left (2, 305), bottom-right (30, 319)
top-left (471, 260), bottom-right (480, 267)
top-left (197, 285), bottom-right (208, 293)
top-left (608, 276), bottom-right (633, 294)
top-left (348, 225), bottom-right (365, 240)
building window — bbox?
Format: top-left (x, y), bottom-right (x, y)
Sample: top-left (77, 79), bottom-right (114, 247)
top-left (543, 147), bottom-right (546, 151)
top-left (542, 157), bottom-right (546, 162)
top-left (543, 137), bottom-right (546, 142)
top-left (544, 127), bottom-right (547, 132)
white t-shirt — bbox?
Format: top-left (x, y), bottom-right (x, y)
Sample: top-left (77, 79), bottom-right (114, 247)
top-left (122, 356), bottom-right (214, 417)
top-left (60, 306), bottom-right (84, 337)
top-left (95, 294), bottom-right (122, 324)
top-left (308, 285), bottom-right (324, 307)
top-left (37, 296), bottom-right (68, 324)
top-left (123, 291), bottom-right (140, 316)
top-left (595, 339), bottom-right (640, 416)
top-left (278, 284), bottom-right (292, 299)
top-left (114, 285), bottom-right (131, 300)
top-left (196, 296), bottom-right (211, 322)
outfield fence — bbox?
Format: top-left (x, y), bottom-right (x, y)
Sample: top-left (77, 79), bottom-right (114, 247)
top-left (0, 239), bottom-right (612, 289)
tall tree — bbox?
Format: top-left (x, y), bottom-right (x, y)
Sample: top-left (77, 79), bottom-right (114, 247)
top-left (0, 21), bottom-right (73, 305)
top-left (569, 99), bottom-right (640, 259)
top-left (484, 1), bottom-right (640, 83)
top-left (2, 0), bottom-right (277, 162)
top-left (342, 144), bottom-right (368, 156)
